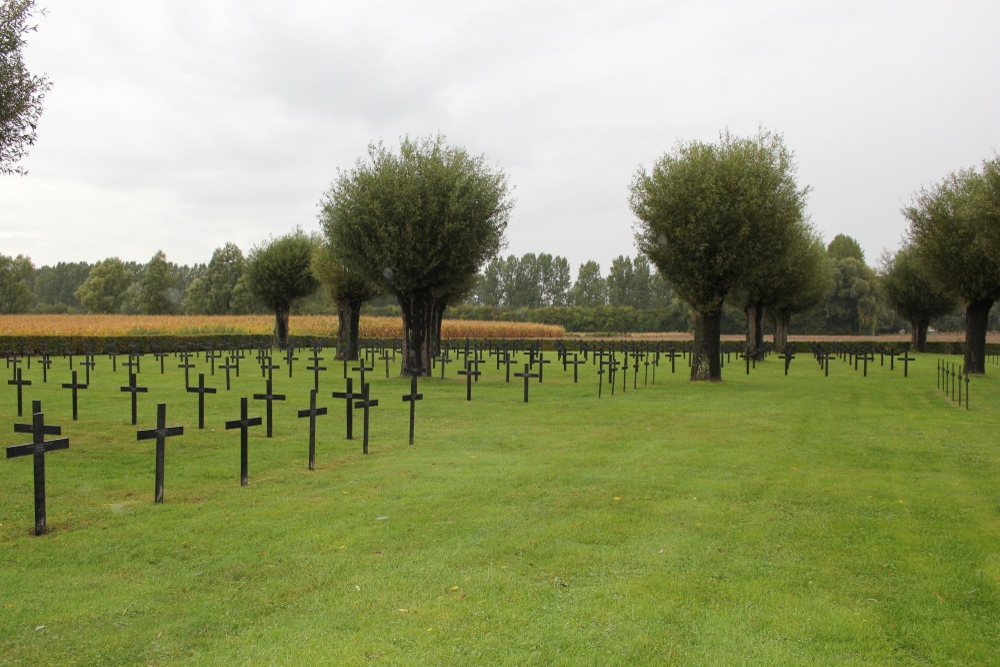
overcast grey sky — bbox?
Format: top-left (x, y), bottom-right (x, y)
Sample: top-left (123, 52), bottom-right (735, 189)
top-left (2, 0), bottom-right (998, 274)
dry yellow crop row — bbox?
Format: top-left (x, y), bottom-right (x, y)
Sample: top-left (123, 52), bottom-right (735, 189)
top-left (0, 314), bottom-right (564, 339)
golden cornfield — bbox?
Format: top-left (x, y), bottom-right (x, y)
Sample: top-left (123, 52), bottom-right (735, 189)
top-left (0, 315), bottom-right (565, 339)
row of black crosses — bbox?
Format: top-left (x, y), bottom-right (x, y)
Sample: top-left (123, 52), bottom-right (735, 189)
top-left (804, 343), bottom-right (917, 379)
top-left (3, 337), bottom-right (921, 536)
top-left (937, 359), bottom-right (971, 409)
top-left (4, 346), bottom-right (431, 536)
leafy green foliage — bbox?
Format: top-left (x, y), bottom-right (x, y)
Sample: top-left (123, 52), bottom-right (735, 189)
top-left (905, 163), bottom-right (1000, 306)
top-left (474, 254), bottom-right (571, 308)
top-left (0, 252), bottom-right (33, 312)
top-left (904, 160), bottom-right (1000, 371)
top-left (136, 250), bottom-right (179, 315)
top-left (320, 134), bottom-right (512, 373)
top-left (244, 231), bottom-right (319, 348)
top-left (767, 228), bottom-right (833, 344)
top-left (569, 260), bottom-right (607, 307)
top-left (31, 261), bottom-right (90, 312)
top-left (826, 233), bottom-right (866, 262)
top-left (0, 0), bottom-right (51, 175)
top-left (631, 129), bottom-right (808, 378)
top-left (184, 243), bottom-right (247, 314)
top-left (73, 257), bottom-right (132, 314)
top-left (880, 244), bottom-right (957, 346)
top-left (320, 135), bottom-right (511, 299)
top-left (245, 231), bottom-right (319, 313)
top-left (631, 129), bottom-right (808, 314)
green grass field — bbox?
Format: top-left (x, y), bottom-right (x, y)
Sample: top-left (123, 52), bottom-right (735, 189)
top-left (1, 347), bottom-right (997, 665)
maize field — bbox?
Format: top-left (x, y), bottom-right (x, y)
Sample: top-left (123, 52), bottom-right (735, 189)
top-left (0, 314), bottom-right (565, 339)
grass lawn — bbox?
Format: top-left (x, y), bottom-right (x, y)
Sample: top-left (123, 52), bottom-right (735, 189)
top-left (1, 347), bottom-right (998, 665)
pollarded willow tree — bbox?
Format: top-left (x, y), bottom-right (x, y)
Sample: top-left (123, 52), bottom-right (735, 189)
top-left (244, 230), bottom-right (319, 349)
top-left (904, 160), bottom-right (1000, 373)
top-left (311, 243), bottom-right (380, 361)
top-left (630, 129), bottom-right (809, 381)
top-left (879, 244), bottom-right (957, 352)
top-left (319, 135), bottom-right (513, 376)
top-left (768, 226), bottom-right (833, 350)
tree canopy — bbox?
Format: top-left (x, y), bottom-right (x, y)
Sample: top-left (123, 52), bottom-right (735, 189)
top-left (1, 0), bottom-right (51, 175)
top-left (319, 134), bottom-right (512, 375)
top-left (0, 252), bottom-right (33, 312)
top-left (184, 242), bottom-right (247, 315)
top-left (73, 258), bottom-right (132, 314)
top-left (904, 159), bottom-right (1000, 372)
top-left (631, 128), bottom-right (808, 380)
top-left (879, 244), bottom-right (956, 351)
top-left (312, 242), bottom-right (380, 360)
top-left (244, 230), bottom-right (319, 348)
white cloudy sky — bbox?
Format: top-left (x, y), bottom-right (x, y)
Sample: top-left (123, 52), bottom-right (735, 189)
top-left (2, 0), bottom-right (998, 273)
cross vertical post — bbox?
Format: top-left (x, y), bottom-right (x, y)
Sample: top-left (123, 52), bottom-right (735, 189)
top-left (9, 404), bottom-right (69, 535)
top-left (136, 403), bottom-right (184, 504)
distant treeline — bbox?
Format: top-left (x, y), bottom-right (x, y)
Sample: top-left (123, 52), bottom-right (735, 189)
top-left (0, 242), bottom-right (985, 334)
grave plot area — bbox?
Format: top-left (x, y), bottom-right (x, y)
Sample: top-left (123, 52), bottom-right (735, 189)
top-left (0, 348), bottom-right (998, 665)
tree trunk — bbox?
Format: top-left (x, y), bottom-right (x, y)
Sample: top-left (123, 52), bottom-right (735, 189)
top-left (399, 293), bottom-right (435, 376)
top-left (336, 298), bottom-right (363, 361)
top-left (430, 300), bottom-right (447, 359)
top-left (745, 300), bottom-right (765, 353)
top-left (964, 298), bottom-right (993, 374)
top-left (691, 308), bottom-right (722, 381)
top-left (273, 305), bottom-right (290, 349)
top-left (772, 312), bottom-right (790, 351)
top-left (910, 319), bottom-right (929, 353)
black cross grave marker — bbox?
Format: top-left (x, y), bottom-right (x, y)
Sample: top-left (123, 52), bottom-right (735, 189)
top-left (119, 372), bottom-right (149, 425)
top-left (39, 354), bottom-right (51, 383)
top-left (306, 353), bottom-right (327, 392)
top-left (565, 353), bottom-right (584, 384)
top-left (379, 348), bottom-right (394, 379)
top-left (458, 360), bottom-right (481, 401)
top-left (220, 357), bottom-right (238, 391)
top-left (122, 353), bottom-right (141, 375)
top-left (204, 349), bottom-right (220, 376)
top-left (533, 352), bottom-right (551, 383)
top-left (778, 348), bottom-right (795, 376)
top-left (186, 373), bottom-right (217, 429)
top-left (438, 353), bottom-right (453, 380)
top-left (61, 370), bottom-right (87, 421)
top-left (401, 374), bottom-right (423, 446)
top-left (80, 354), bottom-right (96, 385)
top-left (259, 355), bottom-right (279, 382)
top-left (285, 347), bottom-right (298, 378)
top-left (297, 389), bottom-right (328, 470)
top-left (895, 351), bottom-right (915, 378)
top-left (501, 352), bottom-right (518, 383)
top-left (332, 378), bottom-right (359, 440)
top-left (9, 403), bottom-right (69, 535)
top-left (136, 403), bottom-right (184, 504)
top-left (225, 397), bottom-right (263, 486)
top-left (514, 364), bottom-right (540, 403)
top-left (252, 379), bottom-right (286, 438)
top-left (153, 351), bottom-right (167, 374)
top-left (352, 360), bottom-right (373, 388)
top-left (353, 383), bottom-right (379, 455)
top-left (8, 367), bottom-right (31, 417)
top-left (664, 347), bottom-right (680, 374)
top-left (177, 353), bottom-right (196, 388)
